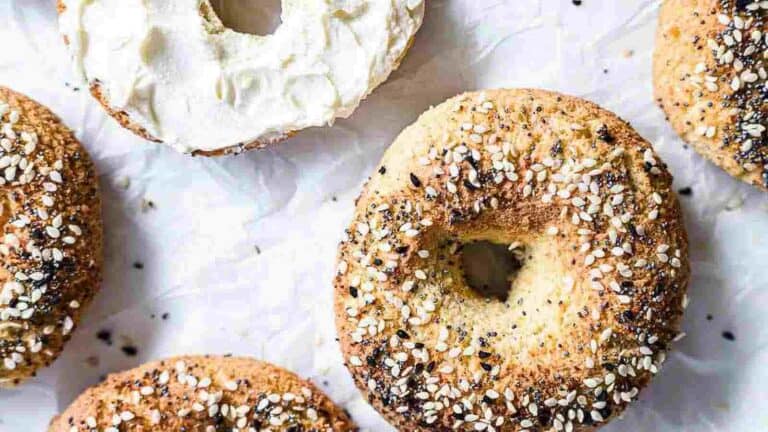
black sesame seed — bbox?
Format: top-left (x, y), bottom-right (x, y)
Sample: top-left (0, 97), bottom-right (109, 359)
top-left (121, 345), bottom-right (138, 356)
top-left (619, 310), bottom-right (635, 323)
top-left (413, 363), bottom-right (424, 375)
top-left (550, 140), bottom-right (563, 156)
top-left (396, 329), bottom-right (410, 339)
top-left (349, 286), bottom-right (359, 298)
top-left (596, 125), bottom-right (615, 143)
top-left (722, 331), bottom-right (735, 341)
top-left (449, 209), bottom-right (464, 224)
top-left (409, 173), bottom-right (422, 188)
top-left (96, 329), bottom-right (112, 345)
top-left (677, 187), bottom-right (693, 196)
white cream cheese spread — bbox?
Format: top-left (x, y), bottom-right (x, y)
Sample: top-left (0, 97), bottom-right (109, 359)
top-left (59, 0), bottom-right (425, 153)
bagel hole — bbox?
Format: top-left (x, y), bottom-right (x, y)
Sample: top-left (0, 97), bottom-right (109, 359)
top-left (209, 0), bottom-right (283, 36)
top-left (461, 241), bottom-right (523, 302)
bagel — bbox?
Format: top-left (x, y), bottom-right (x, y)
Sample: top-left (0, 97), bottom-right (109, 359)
top-left (653, 0), bottom-right (768, 190)
top-left (0, 87), bottom-right (102, 387)
top-left (334, 89), bottom-right (690, 431)
top-left (48, 356), bottom-right (357, 431)
top-left (57, 0), bottom-right (425, 155)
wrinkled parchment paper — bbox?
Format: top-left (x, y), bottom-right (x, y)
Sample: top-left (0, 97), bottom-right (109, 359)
top-left (1, 1), bottom-right (767, 430)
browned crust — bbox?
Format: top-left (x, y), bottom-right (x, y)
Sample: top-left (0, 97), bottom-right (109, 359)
top-left (87, 82), bottom-right (163, 144)
top-left (90, 79), bottom-right (295, 156)
top-left (334, 89), bottom-right (690, 431)
top-left (653, 0), bottom-right (767, 190)
top-left (56, 0), bottom-right (421, 157)
top-left (0, 87), bottom-right (103, 387)
top-left (48, 355), bottom-right (357, 431)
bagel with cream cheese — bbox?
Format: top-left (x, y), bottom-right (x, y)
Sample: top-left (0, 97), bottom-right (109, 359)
top-left (57, 0), bottom-right (425, 155)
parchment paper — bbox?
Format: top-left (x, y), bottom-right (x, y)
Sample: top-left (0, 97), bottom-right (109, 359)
top-left (0, 1), bottom-right (767, 430)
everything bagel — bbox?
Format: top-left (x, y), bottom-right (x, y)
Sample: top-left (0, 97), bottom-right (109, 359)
top-left (49, 356), bottom-right (357, 431)
top-left (654, 0), bottom-right (768, 190)
top-left (334, 89), bottom-right (690, 431)
top-left (0, 87), bottom-right (102, 387)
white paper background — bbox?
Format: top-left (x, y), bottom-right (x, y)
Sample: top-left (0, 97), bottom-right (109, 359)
top-left (0, 0), bottom-right (767, 430)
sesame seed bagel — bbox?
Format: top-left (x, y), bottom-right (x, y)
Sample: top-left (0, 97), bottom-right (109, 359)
top-left (57, 0), bottom-right (424, 156)
top-left (653, 0), bottom-right (768, 190)
top-left (0, 87), bottom-right (102, 387)
top-left (334, 89), bottom-right (690, 431)
top-left (48, 356), bottom-right (357, 431)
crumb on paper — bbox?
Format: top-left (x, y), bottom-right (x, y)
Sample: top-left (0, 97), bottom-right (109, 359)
top-left (141, 198), bottom-right (156, 212)
top-left (623, 49), bottom-right (634, 58)
top-left (116, 175), bottom-right (130, 189)
top-left (121, 345), bottom-right (139, 356)
top-left (96, 329), bottom-right (112, 346)
top-left (64, 82), bottom-right (81, 92)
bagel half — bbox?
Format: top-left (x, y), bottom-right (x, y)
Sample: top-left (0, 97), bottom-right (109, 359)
top-left (57, 0), bottom-right (425, 156)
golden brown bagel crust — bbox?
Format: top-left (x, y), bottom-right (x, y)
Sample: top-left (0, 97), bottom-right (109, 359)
top-left (0, 87), bottom-right (102, 387)
top-left (56, 0), bottom-right (417, 157)
top-left (653, 0), bottom-right (768, 190)
top-left (334, 89), bottom-right (690, 431)
top-left (48, 356), bottom-right (357, 431)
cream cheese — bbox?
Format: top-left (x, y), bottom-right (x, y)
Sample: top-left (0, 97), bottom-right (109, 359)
top-left (59, 0), bottom-right (425, 153)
